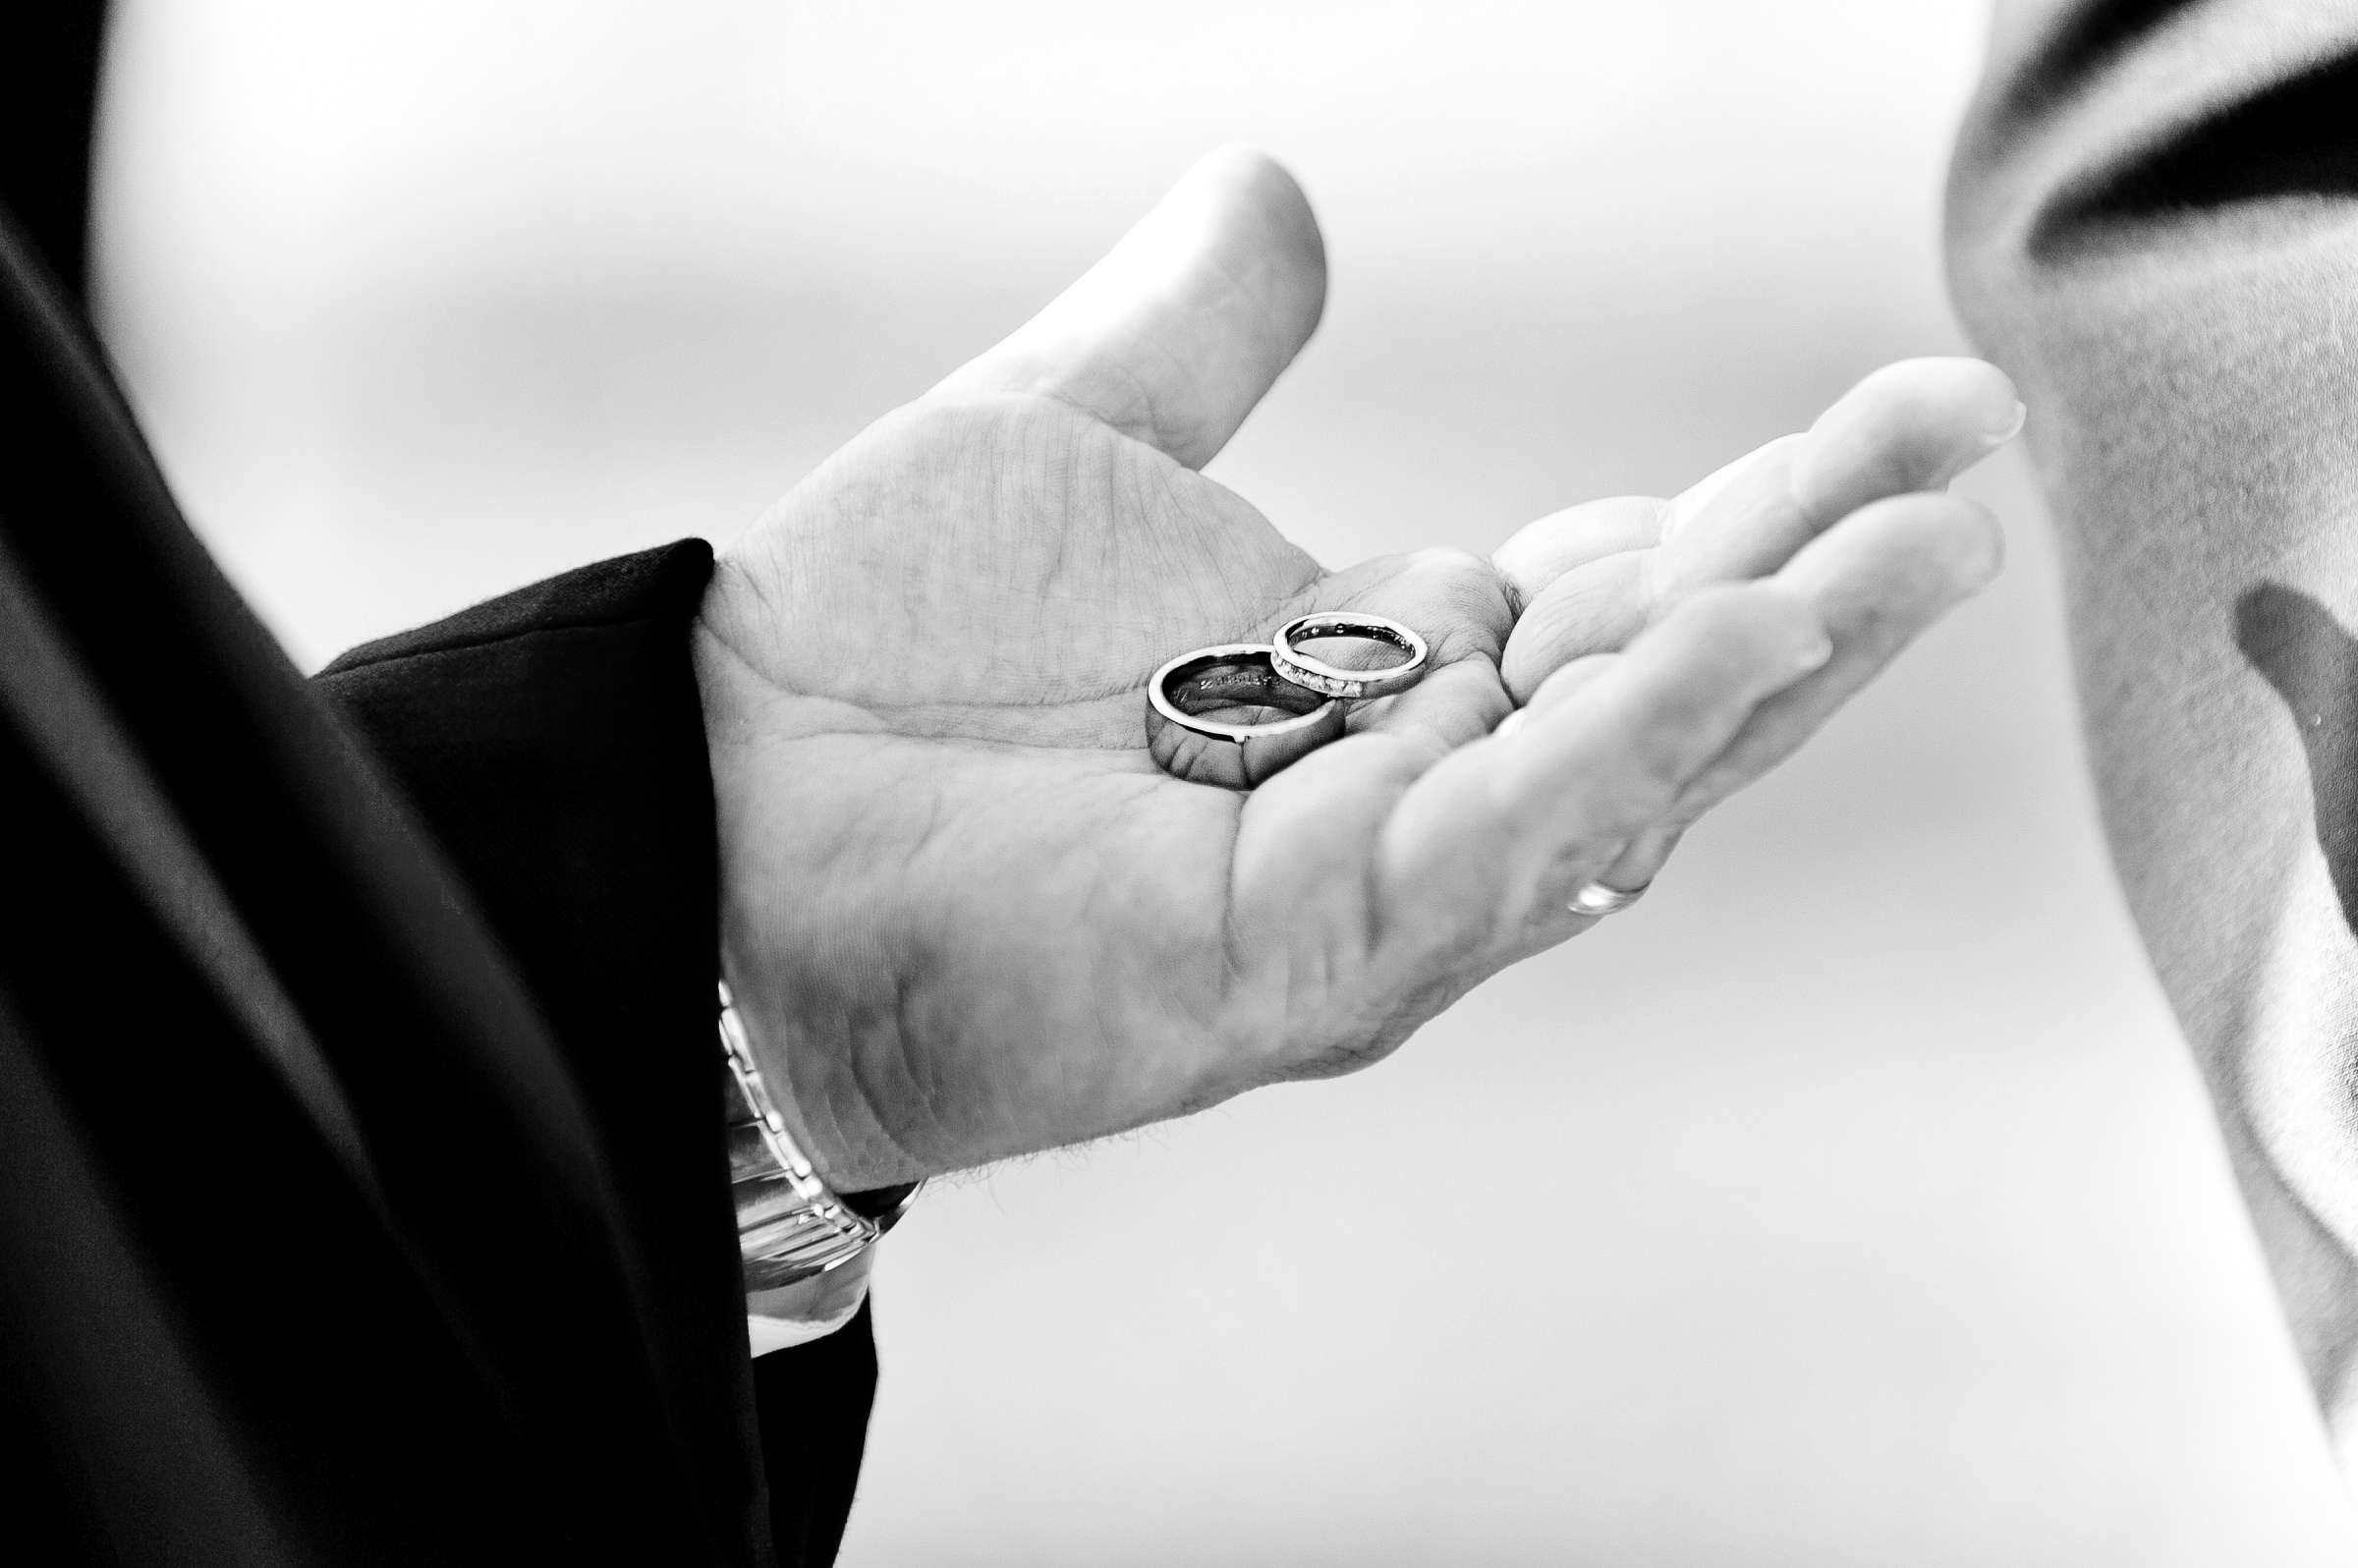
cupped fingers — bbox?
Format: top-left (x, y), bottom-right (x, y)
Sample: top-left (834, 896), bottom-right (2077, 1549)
top-left (1666, 490), bottom-right (2003, 821)
top-left (1656, 358), bottom-right (2018, 588)
top-left (1491, 495), bottom-right (1666, 614)
top-left (1497, 360), bottom-right (2018, 703)
top-left (1546, 491), bottom-right (2002, 902)
top-left (1498, 551), bottom-right (1654, 703)
top-left (1790, 358), bottom-right (2023, 521)
top-left (1502, 585), bottom-right (1830, 843)
top-left (1491, 443), bottom-right (1809, 701)
top-left (1375, 583), bottom-right (1829, 956)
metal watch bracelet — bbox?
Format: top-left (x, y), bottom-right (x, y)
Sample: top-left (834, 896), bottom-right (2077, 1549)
top-left (718, 980), bottom-right (923, 1290)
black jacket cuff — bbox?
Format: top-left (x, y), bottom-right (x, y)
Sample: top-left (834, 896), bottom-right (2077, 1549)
top-left (316, 541), bottom-right (875, 1567)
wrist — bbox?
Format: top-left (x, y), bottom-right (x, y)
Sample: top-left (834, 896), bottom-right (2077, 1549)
top-left (715, 959), bottom-right (928, 1193)
top-left (719, 980), bottom-right (926, 1282)
top-left (694, 608), bottom-right (912, 1191)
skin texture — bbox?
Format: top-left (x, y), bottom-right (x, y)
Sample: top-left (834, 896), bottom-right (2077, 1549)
top-left (699, 148), bottom-right (2019, 1190)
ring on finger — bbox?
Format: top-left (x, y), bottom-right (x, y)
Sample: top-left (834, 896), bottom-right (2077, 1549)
top-left (1269, 611), bottom-right (1432, 700)
top-left (1146, 644), bottom-right (1347, 790)
top-left (1568, 878), bottom-right (1650, 917)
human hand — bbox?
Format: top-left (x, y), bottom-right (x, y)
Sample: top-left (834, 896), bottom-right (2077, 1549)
top-left (1491, 354), bottom-right (2024, 894)
top-left (696, 149), bottom-right (2019, 1189)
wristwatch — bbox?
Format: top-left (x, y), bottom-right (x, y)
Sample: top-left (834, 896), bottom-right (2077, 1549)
top-left (718, 981), bottom-right (923, 1290)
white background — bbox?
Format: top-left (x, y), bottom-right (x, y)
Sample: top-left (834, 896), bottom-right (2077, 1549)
top-left (93, 1), bottom-right (2358, 1560)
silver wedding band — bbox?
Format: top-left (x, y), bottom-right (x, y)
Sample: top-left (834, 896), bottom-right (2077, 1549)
top-left (1146, 644), bottom-right (1348, 790)
top-left (1568, 879), bottom-right (1650, 917)
top-left (1270, 612), bottom-right (1431, 700)
top-left (1145, 614), bottom-right (1434, 790)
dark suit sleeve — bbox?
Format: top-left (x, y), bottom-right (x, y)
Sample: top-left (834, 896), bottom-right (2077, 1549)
top-left (314, 547), bottom-right (878, 1567)
top-left (4, 1), bottom-right (870, 1560)
top-left (0, 0), bottom-right (104, 311)
top-left (1946, 2), bottom-right (2358, 1429)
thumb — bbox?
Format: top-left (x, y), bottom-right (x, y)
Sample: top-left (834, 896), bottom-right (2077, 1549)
top-left (930, 146), bottom-right (1327, 470)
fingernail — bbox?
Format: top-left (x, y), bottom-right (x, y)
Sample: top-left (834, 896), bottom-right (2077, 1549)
top-left (1494, 709), bottom-right (1528, 742)
top-left (1792, 635), bottom-right (1832, 674)
top-left (1982, 400), bottom-right (2028, 446)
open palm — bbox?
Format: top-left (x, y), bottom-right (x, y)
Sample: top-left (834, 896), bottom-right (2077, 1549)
top-left (697, 151), bottom-right (2019, 1188)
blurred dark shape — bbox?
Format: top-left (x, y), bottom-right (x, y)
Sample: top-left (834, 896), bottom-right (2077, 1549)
top-left (0, 0), bottom-right (105, 308)
top-left (2032, 43), bottom-right (2358, 258)
top-left (2238, 581), bottom-right (2358, 936)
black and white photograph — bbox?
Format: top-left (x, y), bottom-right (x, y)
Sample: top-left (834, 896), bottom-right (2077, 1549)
top-left (8, 2), bottom-right (2358, 1563)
